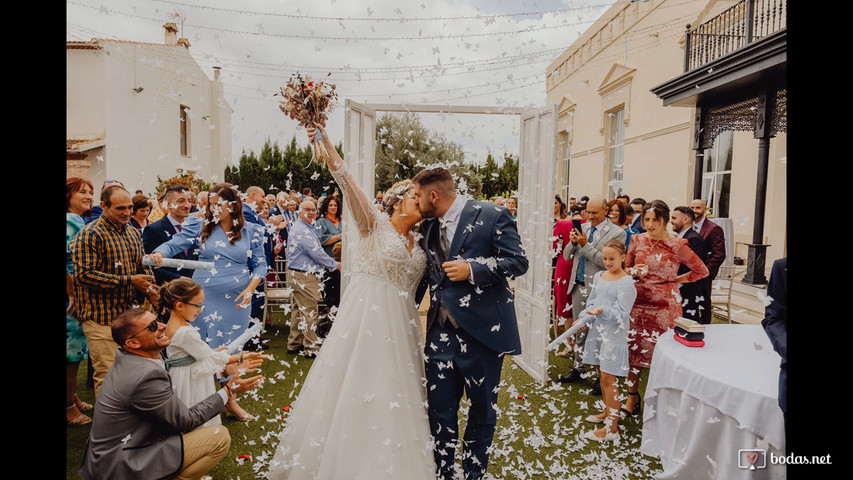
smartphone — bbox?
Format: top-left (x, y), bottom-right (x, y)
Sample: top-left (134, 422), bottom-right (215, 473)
top-left (572, 219), bottom-right (582, 234)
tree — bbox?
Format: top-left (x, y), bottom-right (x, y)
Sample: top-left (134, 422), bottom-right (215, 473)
top-left (224, 137), bottom-right (343, 198)
top-left (375, 113), bottom-right (482, 198)
top-left (154, 172), bottom-right (209, 198)
top-left (471, 152), bottom-right (519, 200)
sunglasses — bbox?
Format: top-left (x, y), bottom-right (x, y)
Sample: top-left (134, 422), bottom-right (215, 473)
top-left (127, 318), bottom-right (160, 340)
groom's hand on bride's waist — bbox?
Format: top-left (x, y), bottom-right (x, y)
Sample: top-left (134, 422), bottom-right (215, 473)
top-left (442, 260), bottom-right (471, 282)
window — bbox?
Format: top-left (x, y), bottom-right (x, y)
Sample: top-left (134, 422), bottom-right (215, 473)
top-left (180, 105), bottom-right (190, 156)
top-left (607, 108), bottom-right (625, 199)
top-left (558, 130), bottom-right (570, 202)
top-left (701, 130), bottom-right (733, 218)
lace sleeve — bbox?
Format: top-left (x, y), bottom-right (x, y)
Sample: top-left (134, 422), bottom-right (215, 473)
top-left (328, 158), bottom-right (379, 237)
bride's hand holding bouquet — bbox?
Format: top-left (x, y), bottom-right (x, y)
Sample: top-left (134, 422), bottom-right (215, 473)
top-left (277, 73), bottom-right (339, 166)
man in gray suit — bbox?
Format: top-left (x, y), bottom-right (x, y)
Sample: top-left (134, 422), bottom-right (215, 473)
top-left (80, 308), bottom-right (264, 480)
top-left (559, 196), bottom-right (627, 391)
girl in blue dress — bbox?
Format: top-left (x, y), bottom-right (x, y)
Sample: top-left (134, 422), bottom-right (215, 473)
top-left (150, 183), bottom-right (267, 421)
top-left (577, 239), bottom-right (637, 442)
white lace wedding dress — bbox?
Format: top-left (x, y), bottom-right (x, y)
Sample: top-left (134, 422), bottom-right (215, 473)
top-left (265, 163), bottom-right (436, 479)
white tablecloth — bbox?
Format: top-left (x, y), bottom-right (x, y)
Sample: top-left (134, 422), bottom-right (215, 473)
top-left (641, 324), bottom-right (786, 479)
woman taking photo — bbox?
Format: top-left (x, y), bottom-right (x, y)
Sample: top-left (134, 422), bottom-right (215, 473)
top-left (149, 183), bottom-right (268, 421)
top-left (315, 195), bottom-right (343, 313)
top-left (622, 200), bottom-right (708, 417)
top-left (66, 177), bottom-right (94, 425)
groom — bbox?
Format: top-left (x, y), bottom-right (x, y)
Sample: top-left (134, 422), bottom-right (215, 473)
top-left (413, 166), bottom-right (528, 480)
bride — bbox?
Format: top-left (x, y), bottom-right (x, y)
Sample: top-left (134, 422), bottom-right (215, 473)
top-left (265, 124), bottom-right (436, 479)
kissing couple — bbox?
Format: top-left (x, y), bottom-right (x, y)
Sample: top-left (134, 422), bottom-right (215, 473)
top-left (266, 123), bottom-right (528, 480)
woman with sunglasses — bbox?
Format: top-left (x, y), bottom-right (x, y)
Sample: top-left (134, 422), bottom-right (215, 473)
top-left (160, 277), bottom-right (267, 427)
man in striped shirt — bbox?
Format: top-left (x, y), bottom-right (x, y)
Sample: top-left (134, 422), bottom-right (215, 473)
top-left (70, 185), bottom-right (159, 397)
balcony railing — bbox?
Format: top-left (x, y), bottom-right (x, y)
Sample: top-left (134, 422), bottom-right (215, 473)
top-left (684, 0), bottom-right (786, 72)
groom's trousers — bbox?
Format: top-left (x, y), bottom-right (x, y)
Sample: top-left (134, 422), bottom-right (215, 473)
top-left (425, 321), bottom-right (504, 480)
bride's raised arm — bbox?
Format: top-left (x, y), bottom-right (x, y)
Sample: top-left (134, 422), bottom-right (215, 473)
top-left (308, 123), bottom-right (378, 236)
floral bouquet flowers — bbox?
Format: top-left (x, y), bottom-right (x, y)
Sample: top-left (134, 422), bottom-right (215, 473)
top-left (277, 73), bottom-right (339, 166)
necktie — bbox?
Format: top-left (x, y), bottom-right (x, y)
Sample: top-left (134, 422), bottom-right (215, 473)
top-left (175, 224), bottom-right (188, 256)
top-left (694, 224), bottom-right (700, 233)
top-left (439, 223), bottom-right (450, 261)
top-left (436, 221), bottom-right (459, 329)
top-left (576, 225), bottom-right (597, 283)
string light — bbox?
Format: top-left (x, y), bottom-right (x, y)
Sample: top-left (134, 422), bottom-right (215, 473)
top-left (151, 0), bottom-right (616, 22)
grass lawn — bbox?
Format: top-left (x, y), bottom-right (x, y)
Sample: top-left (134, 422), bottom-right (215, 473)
top-left (66, 311), bottom-right (665, 479)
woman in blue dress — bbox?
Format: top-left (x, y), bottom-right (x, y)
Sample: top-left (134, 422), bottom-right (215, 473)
top-left (66, 177), bottom-right (94, 426)
top-left (149, 183), bottom-right (267, 421)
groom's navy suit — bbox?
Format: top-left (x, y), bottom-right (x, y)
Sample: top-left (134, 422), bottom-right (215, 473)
top-left (416, 198), bottom-right (528, 480)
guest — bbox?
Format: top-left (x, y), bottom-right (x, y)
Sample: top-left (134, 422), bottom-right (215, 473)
top-left (506, 197), bottom-right (518, 220)
top-left (83, 179), bottom-right (124, 224)
top-left (79, 308), bottom-right (264, 480)
top-left (761, 258), bottom-right (787, 437)
top-left (315, 195), bottom-right (343, 314)
top-left (286, 200), bottom-right (340, 358)
top-left (265, 193), bottom-right (277, 211)
top-left (70, 184), bottom-right (158, 397)
top-left (373, 190), bottom-right (386, 209)
top-left (689, 198), bottom-right (726, 280)
top-left (149, 183), bottom-right (268, 351)
top-left (66, 177), bottom-right (94, 426)
top-left (196, 191), bottom-right (209, 218)
top-left (142, 185), bottom-right (197, 286)
top-left (568, 196), bottom-right (577, 210)
top-left (189, 190), bottom-right (198, 213)
top-left (161, 278), bottom-right (268, 425)
top-left (577, 239), bottom-right (637, 442)
top-left (622, 200), bottom-right (709, 417)
top-left (148, 192), bottom-right (167, 223)
top-left (629, 197), bottom-right (647, 233)
top-left (561, 196), bottom-right (626, 396)
top-left (570, 204), bottom-right (584, 220)
top-left (243, 186), bottom-right (278, 342)
top-left (670, 206), bottom-right (710, 324)
top-left (554, 195), bottom-right (568, 223)
top-left (150, 184), bottom-right (267, 419)
top-left (552, 216), bottom-right (577, 356)
top-left (130, 194), bottom-right (150, 232)
top-left (302, 187), bottom-right (314, 201)
top-left (615, 194), bottom-right (630, 206)
top-left (606, 199), bottom-right (635, 249)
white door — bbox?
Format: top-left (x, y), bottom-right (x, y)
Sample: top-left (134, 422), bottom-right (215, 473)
top-left (341, 99), bottom-right (376, 294)
top-left (513, 105), bottom-right (558, 385)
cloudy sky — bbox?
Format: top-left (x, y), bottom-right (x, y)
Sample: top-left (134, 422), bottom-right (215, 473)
top-left (67, 0), bottom-right (617, 167)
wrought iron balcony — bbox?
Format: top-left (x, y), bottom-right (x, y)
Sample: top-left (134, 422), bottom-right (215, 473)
top-left (684, 0), bottom-right (786, 73)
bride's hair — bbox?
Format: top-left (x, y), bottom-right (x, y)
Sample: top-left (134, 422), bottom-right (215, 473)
top-left (384, 179), bottom-right (414, 217)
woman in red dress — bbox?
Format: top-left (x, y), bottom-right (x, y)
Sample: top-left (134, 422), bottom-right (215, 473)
top-left (622, 200), bottom-right (708, 416)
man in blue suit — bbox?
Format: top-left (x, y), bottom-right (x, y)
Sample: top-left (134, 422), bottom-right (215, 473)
top-left (141, 185), bottom-right (197, 285)
top-left (413, 167), bottom-right (528, 480)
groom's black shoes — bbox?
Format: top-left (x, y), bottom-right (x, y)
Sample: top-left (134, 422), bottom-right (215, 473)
top-left (558, 368), bottom-right (583, 383)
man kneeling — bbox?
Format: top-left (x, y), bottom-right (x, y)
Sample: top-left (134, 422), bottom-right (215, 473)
top-left (79, 308), bottom-right (263, 480)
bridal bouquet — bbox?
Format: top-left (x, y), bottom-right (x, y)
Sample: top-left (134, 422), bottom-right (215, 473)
top-left (277, 73), bottom-right (339, 166)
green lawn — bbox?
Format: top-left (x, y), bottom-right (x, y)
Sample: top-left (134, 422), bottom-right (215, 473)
top-left (66, 313), bottom-right (663, 479)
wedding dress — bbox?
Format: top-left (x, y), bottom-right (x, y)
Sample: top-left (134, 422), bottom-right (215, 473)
top-left (265, 163), bottom-right (436, 479)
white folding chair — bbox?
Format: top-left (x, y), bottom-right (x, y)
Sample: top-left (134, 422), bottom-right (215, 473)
top-left (263, 256), bottom-right (293, 325)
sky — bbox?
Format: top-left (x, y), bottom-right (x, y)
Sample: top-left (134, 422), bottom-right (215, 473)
top-left (67, 0), bottom-right (618, 168)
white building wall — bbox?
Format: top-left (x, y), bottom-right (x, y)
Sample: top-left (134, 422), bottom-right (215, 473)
top-left (67, 38), bottom-right (231, 198)
top-left (67, 49), bottom-right (105, 140)
top-left (547, 0), bottom-right (786, 265)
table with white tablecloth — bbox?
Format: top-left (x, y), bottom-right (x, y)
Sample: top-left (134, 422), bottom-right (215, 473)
top-left (641, 324), bottom-right (786, 479)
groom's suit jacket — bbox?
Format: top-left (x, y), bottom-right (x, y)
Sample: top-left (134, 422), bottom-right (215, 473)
top-left (416, 200), bottom-right (529, 355)
top-left (79, 348), bottom-right (225, 480)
